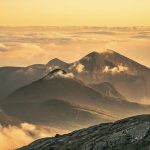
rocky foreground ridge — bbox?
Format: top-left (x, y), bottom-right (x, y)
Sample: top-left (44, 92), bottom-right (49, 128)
top-left (18, 115), bottom-right (150, 150)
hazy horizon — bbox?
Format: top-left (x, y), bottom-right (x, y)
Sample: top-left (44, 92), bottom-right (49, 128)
top-left (0, 26), bottom-right (150, 68)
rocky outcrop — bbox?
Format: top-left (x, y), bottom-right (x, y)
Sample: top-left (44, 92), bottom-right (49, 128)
top-left (18, 115), bottom-right (150, 150)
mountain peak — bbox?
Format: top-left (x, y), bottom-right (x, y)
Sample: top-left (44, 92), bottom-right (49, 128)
top-left (47, 58), bottom-right (67, 66)
top-left (49, 58), bottom-right (62, 62)
top-left (83, 50), bottom-right (116, 60)
top-left (86, 51), bottom-right (100, 57)
top-left (88, 51), bottom-right (100, 55)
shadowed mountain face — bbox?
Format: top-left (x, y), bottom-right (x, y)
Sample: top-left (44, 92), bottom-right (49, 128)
top-left (0, 59), bottom-right (68, 100)
top-left (67, 50), bottom-right (150, 103)
top-left (1, 69), bottom-right (150, 129)
top-left (1, 69), bottom-right (114, 128)
top-left (18, 115), bottom-right (150, 150)
top-left (1, 99), bottom-right (108, 130)
top-left (0, 111), bottom-right (21, 126)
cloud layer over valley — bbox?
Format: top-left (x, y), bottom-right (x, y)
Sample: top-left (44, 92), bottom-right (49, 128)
top-left (0, 123), bottom-right (68, 150)
top-left (0, 26), bottom-right (150, 67)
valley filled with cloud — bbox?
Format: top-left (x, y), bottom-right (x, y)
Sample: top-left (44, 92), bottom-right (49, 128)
top-left (0, 123), bottom-right (68, 150)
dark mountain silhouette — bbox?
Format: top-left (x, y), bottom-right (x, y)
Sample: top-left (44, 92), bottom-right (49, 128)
top-left (0, 59), bottom-right (67, 100)
top-left (2, 99), bottom-right (110, 130)
top-left (1, 69), bottom-right (150, 129)
top-left (47, 58), bottom-right (68, 69)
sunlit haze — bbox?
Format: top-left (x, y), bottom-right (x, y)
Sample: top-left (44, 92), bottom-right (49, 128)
top-left (0, 26), bottom-right (150, 67)
top-left (0, 0), bottom-right (150, 26)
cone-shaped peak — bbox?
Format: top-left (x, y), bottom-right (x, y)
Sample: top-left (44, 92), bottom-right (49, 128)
top-left (47, 58), bottom-right (67, 66)
top-left (83, 50), bottom-right (116, 60)
top-left (86, 51), bottom-right (100, 57)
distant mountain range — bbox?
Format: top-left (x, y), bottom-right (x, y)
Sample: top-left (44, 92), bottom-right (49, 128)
top-left (18, 115), bottom-right (150, 150)
top-left (0, 50), bottom-right (150, 130)
top-left (0, 50), bottom-right (150, 103)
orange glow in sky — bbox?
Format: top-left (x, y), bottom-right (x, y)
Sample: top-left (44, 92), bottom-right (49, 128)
top-left (0, 0), bottom-right (150, 26)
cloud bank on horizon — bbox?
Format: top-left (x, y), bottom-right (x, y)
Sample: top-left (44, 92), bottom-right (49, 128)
top-left (0, 26), bottom-right (150, 67)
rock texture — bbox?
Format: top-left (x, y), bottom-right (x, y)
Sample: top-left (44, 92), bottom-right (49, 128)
top-left (18, 115), bottom-right (150, 150)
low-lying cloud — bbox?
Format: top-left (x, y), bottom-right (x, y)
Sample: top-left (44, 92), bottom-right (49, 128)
top-left (103, 65), bottom-right (128, 74)
top-left (46, 70), bottom-right (74, 79)
top-left (0, 26), bottom-right (150, 67)
top-left (75, 63), bottom-right (85, 73)
top-left (0, 123), bottom-right (68, 150)
top-left (69, 63), bottom-right (85, 73)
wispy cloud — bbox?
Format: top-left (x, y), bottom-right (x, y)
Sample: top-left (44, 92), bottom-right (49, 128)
top-left (103, 65), bottom-right (128, 74)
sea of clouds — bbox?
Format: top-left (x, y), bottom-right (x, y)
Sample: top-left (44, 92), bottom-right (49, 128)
top-left (0, 26), bottom-right (150, 67)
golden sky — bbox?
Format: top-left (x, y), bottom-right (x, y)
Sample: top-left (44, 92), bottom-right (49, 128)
top-left (0, 0), bottom-right (150, 26)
